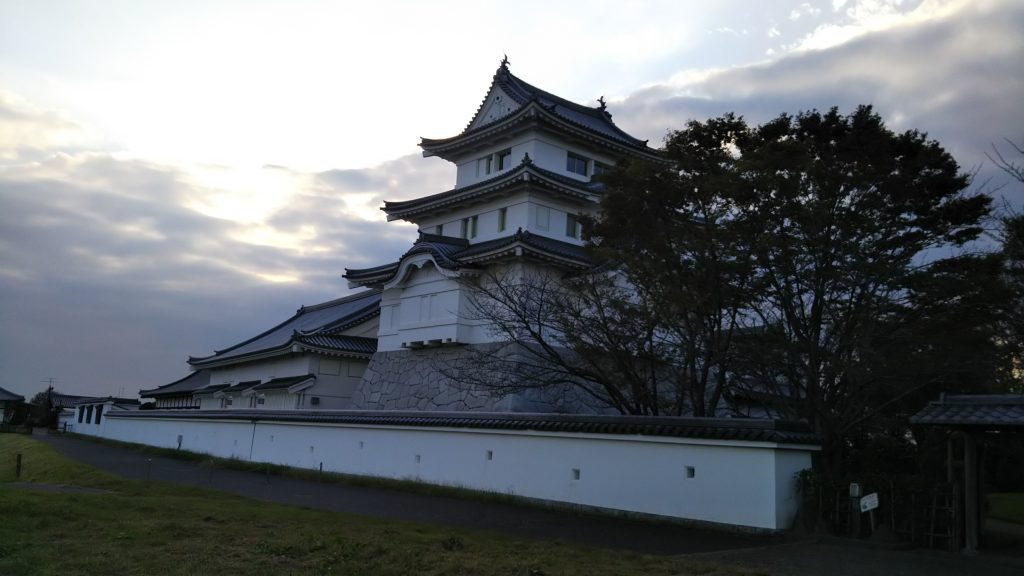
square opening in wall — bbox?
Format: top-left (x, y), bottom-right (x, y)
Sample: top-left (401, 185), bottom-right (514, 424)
top-left (572, 468), bottom-right (581, 480)
top-left (686, 466), bottom-right (696, 478)
top-left (415, 454), bottom-right (421, 463)
top-left (486, 450), bottom-right (493, 461)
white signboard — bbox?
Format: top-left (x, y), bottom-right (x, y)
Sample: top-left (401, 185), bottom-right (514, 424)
top-left (860, 492), bottom-right (879, 513)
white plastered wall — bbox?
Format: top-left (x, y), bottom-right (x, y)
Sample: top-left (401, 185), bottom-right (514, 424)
top-left (102, 414), bottom-right (814, 531)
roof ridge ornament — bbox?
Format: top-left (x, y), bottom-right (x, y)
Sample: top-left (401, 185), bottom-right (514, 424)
top-left (521, 152), bottom-right (533, 165)
top-left (597, 95), bottom-right (606, 110)
top-left (500, 54), bottom-right (510, 69)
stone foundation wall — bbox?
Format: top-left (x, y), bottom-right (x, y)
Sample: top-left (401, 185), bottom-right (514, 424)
top-left (351, 345), bottom-right (599, 413)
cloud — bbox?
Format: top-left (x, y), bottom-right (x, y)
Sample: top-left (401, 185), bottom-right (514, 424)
top-left (2, 0), bottom-right (1021, 398)
top-left (613, 0), bottom-right (1024, 207)
top-left (0, 96), bottom-right (450, 396)
top-left (0, 90), bottom-right (90, 161)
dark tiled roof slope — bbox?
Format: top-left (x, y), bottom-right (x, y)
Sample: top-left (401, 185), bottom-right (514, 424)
top-left (140, 370), bottom-right (211, 398)
top-left (108, 410), bottom-right (819, 446)
top-left (189, 289), bottom-right (381, 366)
top-left (422, 64), bottom-right (652, 152)
top-left (49, 392), bottom-right (90, 409)
top-left (911, 394), bottom-right (1024, 428)
top-left (73, 396), bottom-right (140, 406)
top-left (382, 157), bottom-right (601, 220)
top-left (0, 386), bottom-right (24, 402)
top-left (398, 234), bottom-right (468, 268)
top-left (343, 262), bottom-right (399, 283)
top-left (252, 374), bottom-right (315, 391)
top-left (345, 235), bottom-right (469, 283)
top-left (296, 334), bottom-right (377, 355)
top-left (345, 230), bottom-right (592, 287)
top-left (194, 384), bottom-right (230, 395)
top-left (456, 229), bottom-right (591, 265)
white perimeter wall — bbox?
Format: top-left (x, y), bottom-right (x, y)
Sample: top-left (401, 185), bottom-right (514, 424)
top-left (102, 414), bottom-right (813, 531)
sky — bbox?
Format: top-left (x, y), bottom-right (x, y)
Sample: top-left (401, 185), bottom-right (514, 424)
top-left (1, 0), bottom-right (1022, 399)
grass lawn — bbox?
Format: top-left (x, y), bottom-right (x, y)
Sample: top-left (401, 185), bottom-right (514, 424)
top-left (0, 435), bottom-right (749, 576)
top-left (988, 492), bottom-right (1024, 524)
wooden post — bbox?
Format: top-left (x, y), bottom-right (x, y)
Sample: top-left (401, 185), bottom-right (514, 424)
top-left (963, 433), bottom-right (978, 555)
top-left (15, 453), bottom-right (22, 479)
top-left (946, 434), bottom-right (954, 483)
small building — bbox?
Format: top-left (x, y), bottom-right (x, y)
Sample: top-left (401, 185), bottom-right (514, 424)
top-left (50, 391), bottom-right (90, 430)
top-left (911, 393), bottom-right (1024, 554)
top-left (66, 396), bottom-right (141, 436)
top-left (0, 386), bottom-right (25, 424)
top-left (183, 289), bottom-right (380, 410)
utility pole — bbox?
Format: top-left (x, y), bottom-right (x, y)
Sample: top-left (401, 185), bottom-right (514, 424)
top-left (39, 377), bottom-right (57, 429)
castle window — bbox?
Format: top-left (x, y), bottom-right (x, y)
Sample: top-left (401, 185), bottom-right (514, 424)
top-left (566, 214), bottom-right (582, 239)
top-left (497, 208), bottom-right (507, 232)
top-left (497, 149), bottom-right (512, 171)
top-left (567, 152), bottom-right (589, 176)
top-left (461, 216), bottom-right (478, 239)
top-left (535, 206), bottom-right (550, 230)
top-left (592, 162), bottom-right (610, 178)
top-left (477, 156), bottom-right (493, 176)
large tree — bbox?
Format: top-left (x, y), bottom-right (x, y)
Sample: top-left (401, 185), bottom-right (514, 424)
top-left (732, 106), bottom-right (991, 465)
top-left (458, 106), bottom-right (998, 436)
top-left (589, 114), bottom-right (759, 416)
top-left (457, 267), bottom-right (672, 415)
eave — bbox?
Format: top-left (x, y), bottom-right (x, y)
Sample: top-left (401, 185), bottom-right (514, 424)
top-left (382, 159), bottom-right (600, 223)
top-left (420, 100), bottom-right (662, 163)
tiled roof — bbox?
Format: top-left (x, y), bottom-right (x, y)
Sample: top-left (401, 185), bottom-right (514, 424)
top-left (107, 409), bottom-right (820, 446)
top-left (456, 229), bottom-right (592, 266)
top-left (295, 334), bottom-right (377, 355)
top-left (0, 386), bottom-right (24, 402)
top-left (346, 230), bottom-right (593, 288)
top-left (221, 380), bottom-right (261, 394)
top-left (49, 392), bottom-right (90, 409)
top-left (421, 64), bottom-right (657, 157)
top-left (251, 374), bottom-right (315, 391)
top-left (72, 396), bottom-right (141, 406)
top-left (343, 262), bottom-right (399, 283)
top-left (398, 234), bottom-right (468, 268)
top-left (910, 394), bottom-right (1024, 428)
top-left (189, 289), bottom-right (381, 367)
top-left (193, 384), bottom-right (230, 396)
top-left (140, 370), bottom-right (211, 398)
top-left (382, 158), bottom-right (600, 221)
top-left (345, 234), bottom-right (472, 285)
top-left (490, 68), bottom-right (648, 147)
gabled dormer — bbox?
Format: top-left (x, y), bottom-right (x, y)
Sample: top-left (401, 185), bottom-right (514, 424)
top-left (419, 59), bottom-right (662, 190)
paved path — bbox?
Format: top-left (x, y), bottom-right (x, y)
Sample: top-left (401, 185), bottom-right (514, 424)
top-left (31, 434), bottom-right (1024, 575)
